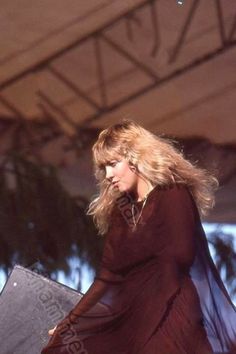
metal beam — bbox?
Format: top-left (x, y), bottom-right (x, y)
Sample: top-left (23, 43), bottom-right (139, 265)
top-left (0, 0), bottom-right (153, 91)
top-left (83, 40), bottom-right (236, 124)
top-left (0, 0), bottom-right (235, 134)
top-left (168, 0), bottom-right (200, 63)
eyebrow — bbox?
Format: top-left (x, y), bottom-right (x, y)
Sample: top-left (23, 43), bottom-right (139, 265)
top-left (98, 157), bottom-right (121, 167)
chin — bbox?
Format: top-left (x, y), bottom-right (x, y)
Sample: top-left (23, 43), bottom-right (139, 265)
top-left (117, 183), bottom-right (125, 192)
top-left (121, 185), bottom-right (132, 194)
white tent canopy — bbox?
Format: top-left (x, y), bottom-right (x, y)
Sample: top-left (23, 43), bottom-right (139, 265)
top-left (0, 0), bottom-right (235, 223)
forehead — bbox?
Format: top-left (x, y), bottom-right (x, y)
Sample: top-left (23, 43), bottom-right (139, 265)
top-left (96, 148), bottom-right (122, 165)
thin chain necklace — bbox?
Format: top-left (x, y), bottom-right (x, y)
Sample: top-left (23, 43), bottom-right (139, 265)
top-left (131, 187), bottom-right (152, 231)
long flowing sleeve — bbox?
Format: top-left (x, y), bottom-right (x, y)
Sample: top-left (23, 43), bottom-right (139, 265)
top-left (42, 184), bottom-right (236, 354)
top-left (159, 185), bottom-right (236, 353)
top-left (54, 206), bottom-right (123, 327)
top-left (156, 184), bottom-right (196, 269)
top-left (148, 185), bottom-right (236, 353)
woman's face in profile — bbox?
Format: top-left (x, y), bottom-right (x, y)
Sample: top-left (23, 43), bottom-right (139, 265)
top-left (104, 158), bottom-right (138, 193)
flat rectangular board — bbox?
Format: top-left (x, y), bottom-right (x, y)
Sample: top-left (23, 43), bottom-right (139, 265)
top-left (0, 265), bottom-right (91, 354)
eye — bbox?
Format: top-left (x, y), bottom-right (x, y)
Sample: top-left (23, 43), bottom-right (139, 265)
top-left (109, 161), bottom-right (118, 167)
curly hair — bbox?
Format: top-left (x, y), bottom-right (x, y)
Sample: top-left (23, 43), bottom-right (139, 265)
top-left (87, 119), bottom-right (219, 235)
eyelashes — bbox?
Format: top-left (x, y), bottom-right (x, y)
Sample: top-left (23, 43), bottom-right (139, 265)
top-left (109, 161), bottom-right (118, 167)
top-left (98, 160), bottom-right (120, 169)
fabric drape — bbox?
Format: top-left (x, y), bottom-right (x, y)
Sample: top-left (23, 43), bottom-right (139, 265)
top-left (42, 184), bottom-right (236, 354)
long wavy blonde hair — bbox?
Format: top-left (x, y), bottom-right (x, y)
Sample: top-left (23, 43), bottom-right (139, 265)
top-left (87, 119), bottom-right (219, 235)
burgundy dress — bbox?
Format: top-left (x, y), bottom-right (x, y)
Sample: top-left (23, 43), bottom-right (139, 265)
top-left (42, 184), bottom-right (236, 354)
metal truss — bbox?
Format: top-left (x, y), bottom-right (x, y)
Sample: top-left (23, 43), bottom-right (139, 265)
top-left (0, 0), bottom-right (235, 153)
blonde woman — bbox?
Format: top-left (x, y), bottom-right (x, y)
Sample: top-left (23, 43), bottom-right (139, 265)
top-left (42, 120), bottom-right (236, 354)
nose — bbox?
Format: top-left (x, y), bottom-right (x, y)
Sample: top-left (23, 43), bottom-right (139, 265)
top-left (105, 165), bottom-right (114, 182)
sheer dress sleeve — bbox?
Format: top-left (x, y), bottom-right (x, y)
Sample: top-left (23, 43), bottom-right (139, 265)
top-left (42, 184), bottom-right (236, 354)
top-left (60, 206), bottom-right (123, 321)
top-left (156, 185), bottom-right (197, 271)
top-left (164, 185), bottom-right (236, 353)
top-left (149, 185), bottom-right (236, 353)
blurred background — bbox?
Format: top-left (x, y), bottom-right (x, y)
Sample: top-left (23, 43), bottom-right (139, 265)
top-left (0, 0), bottom-right (235, 300)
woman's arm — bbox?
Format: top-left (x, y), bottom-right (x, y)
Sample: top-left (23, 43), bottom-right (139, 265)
top-left (48, 277), bottom-right (108, 335)
top-left (49, 209), bottom-right (119, 334)
top-left (158, 185), bottom-right (197, 269)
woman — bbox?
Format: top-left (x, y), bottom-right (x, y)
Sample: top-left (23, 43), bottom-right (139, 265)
top-left (42, 120), bottom-right (236, 354)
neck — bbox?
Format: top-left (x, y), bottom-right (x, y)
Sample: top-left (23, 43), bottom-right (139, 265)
top-left (134, 179), bottom-right (154, 202)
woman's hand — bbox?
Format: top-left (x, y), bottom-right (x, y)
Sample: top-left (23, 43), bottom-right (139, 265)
top-left (47, 311), bottom-right (79, 337)
top-left (48, 325), bottom-right (57, 336)
top-left (47, 316), bottom-right (72, 337)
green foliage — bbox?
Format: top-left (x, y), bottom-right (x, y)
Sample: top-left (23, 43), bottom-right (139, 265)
top-left (207, 227), bottom-right (236, 297)
top-left (0, 153), bottom-right (103, 280)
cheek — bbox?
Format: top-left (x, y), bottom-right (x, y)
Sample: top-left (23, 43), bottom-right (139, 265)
top-left (116, 162), bottom-right (136, 182)
top-left (117, 164), bottom-right (130, 177)
top-left (126, 169), bottom-right (137, 184)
